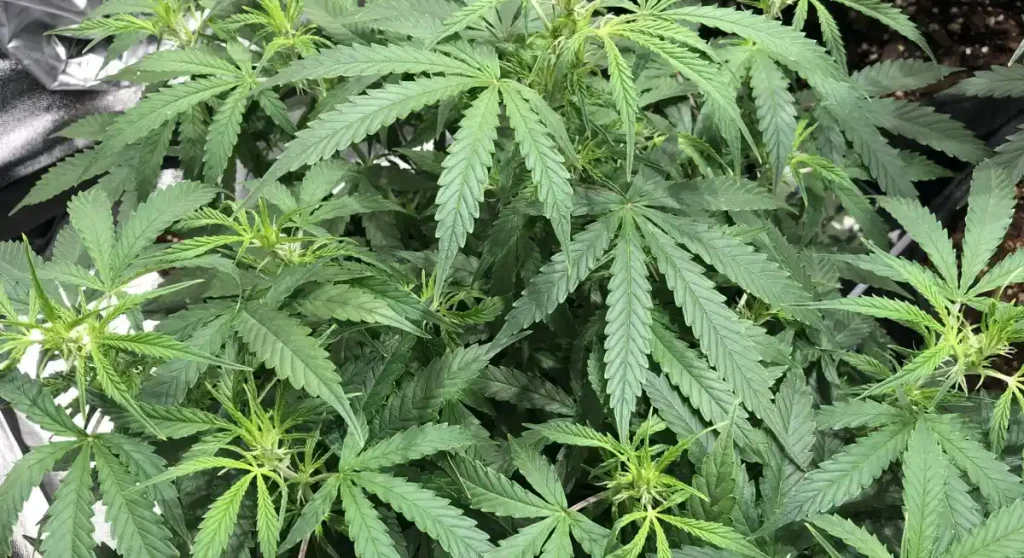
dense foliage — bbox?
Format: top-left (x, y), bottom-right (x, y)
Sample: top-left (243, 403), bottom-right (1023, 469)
top-left (2, 0), bottom-right (1024, 556)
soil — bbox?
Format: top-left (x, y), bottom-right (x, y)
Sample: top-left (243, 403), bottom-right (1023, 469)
top-left (952, 184), bottom-right (1024, 374)
top-left (839, 0), bottom-right (1024, 91)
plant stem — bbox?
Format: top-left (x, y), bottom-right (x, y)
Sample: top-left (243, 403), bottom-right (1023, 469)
top-left (570, 490), bottom-right (611, 511)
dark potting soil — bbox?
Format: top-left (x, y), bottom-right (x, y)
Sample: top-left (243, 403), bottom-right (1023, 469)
top-left (840, 0), bottom-right (1023, 91)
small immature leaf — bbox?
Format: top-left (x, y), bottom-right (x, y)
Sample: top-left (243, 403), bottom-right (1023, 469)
top-left (603, 37), bottom-right (639, 176)
top-left (99, 331), bottom-right (243, 369)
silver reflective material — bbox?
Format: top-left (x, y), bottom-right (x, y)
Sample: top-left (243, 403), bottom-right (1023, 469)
top-left (0, 0), bottom-right (151, 89)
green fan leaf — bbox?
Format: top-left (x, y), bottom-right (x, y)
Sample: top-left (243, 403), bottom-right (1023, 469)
top-left (94, 444), bottom-right (177, 558)
top-left (193, 473), bottom-right (254, 558)
top-left (878, 196), bottom-right (957, 287)
top-left (349, 423), bottom-right (475, 470)
top-left (103, 76), bottom-right (242, 152)
top-left (776, 371), bottom-right (816, 470)
top-left (98, 331), bottom-right (243, 368)
top-left (748, 49), bottom-right (796, 186)
top-left (500, 81), bottom-right (575, 253)
top-left (237, 304), bottom-right (365, 447)
top-left (473, 366), bottom-right (575, 416)
top-left (789, 419), bottom-right (915, 519)
top-left (203, 83), bottom-right (251, 185)
top-left (450, 456), bottom-right (556, 518)
top-left (603, 215), bottom-right (653, 438)
top-left (353, 471), bottom-right (494, 558)
top-left (808, 296), bottom-right (942, 332)
top-left (280, 475), bottom-right (343, 551)
top-left (510, 441), bottom-right (567, 508)
top-left (960, 162), bottom-right (1016, 289)
top-left (498, 214), bottom-right (619, 338)
top-left (111, 180), bottom-right (217, 280)
top-left (852, 59), bottom-right (958, 96)
top-left (68, 188), bottom-right (116, 284)
top-left (254, 475), bottom-right (280, 558)
top-left (900, 422), bottom-right (946, 558)
top-left (0, 441), bottom-right (79, 556)
top-left (868, 98), bottom-right (988, 163)
top-left (945, 499), bottom-right (1024, 558)
top-left (39, 446), bottom-right (95, 558)
top-left (816, 400), bottom-right (908, 430)
top-left (807, 514), bottom-right (892, 558)
top-left (293, 283), bottom-right (426, 335)
top-left (339, 480), bottom-right (402, 558)
top-left (602, 36), bottom-right (639, 176)
top-left (429, 0), bottom-right (509, 46)
top-left (946, 65), bottom-right (1024, 98)
top-left (0, 371), bottom-right (85, 438)
top-left (114, 48), bottom-right (243, 82)
top-left (829, 0), bottom-right (931, 57)
top-left (434, 85), bottom-right (500, 286)
top-left (269, 42), bottom-right (484, 86)
top-left (489, 515), bottom-right (559, 558)
top-left (924, 413), bottom-right (1024, 508)
top-left (266, 75), bottom-right (481, 181)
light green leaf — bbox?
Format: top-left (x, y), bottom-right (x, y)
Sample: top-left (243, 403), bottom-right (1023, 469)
top-left (430, 0), bottom-right (509, 46)
top-left (487, 516), bottom-right (559, 558)
top-left (293, 283), bottom-right (426, 335)
top-left (98, 331), bottom-right (243, 368)
top-left (113, 48), bottom-right (242, 82)
top-left (816, 400), bottom-right (908, 430)
top-left (658, 515), bottom-right (766, 558)
top-left (526, 421), bottom-right (620, 452)
top-left (809, 296), bottom-right (942, 332)
top-left (353, 471), bottom-right (495, 558)
top-left (971, 250), bottom-right (1024, 296)
top-left (434, 85), bottom-right (501, 287)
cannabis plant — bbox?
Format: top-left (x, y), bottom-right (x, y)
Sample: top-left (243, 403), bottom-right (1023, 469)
top-left (2, 0), bottom-right (1022, 556)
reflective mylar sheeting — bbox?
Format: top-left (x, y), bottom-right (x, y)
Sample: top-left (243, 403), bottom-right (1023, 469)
top-left (0, 0), bottom-right (151, 90)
